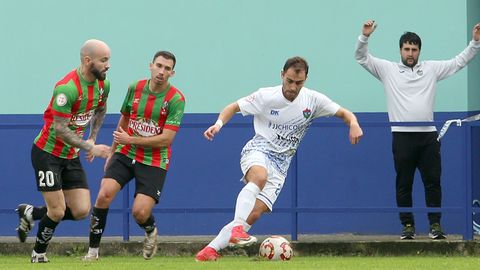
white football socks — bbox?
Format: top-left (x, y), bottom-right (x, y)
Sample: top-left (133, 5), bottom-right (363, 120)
top-left (207, 182), bottom-right (260, 251)
top-left (207, 221), bottom-right (254, 251)
top-left (208, 221), bottom-right (234, 250)
top-left (233, 182), bottom-right (261, 226)
top-left (87, 247), bottom-right (99, 256)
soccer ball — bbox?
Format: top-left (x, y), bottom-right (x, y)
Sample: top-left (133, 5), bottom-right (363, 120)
top-left (258, 235), bottom-right (293, 261)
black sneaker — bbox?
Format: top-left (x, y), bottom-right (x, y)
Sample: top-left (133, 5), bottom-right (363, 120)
top-left (429, 223), bottom-right (446, 240)
top-left (15, 204), bottom-right (34, 243)
top-left (400, 224), bottom-right (415, 240)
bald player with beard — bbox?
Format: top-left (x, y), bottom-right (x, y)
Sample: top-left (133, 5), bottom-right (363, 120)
top-left (15, 39), bottom-right (112, 263)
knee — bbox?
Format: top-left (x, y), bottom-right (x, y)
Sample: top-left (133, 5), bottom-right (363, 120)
top-left (245, 166), bottom-right (268, 190)
top-left (132, 208), bottom-right (150, 224)
top-left (424, 176), bottom-right (441, 188)
top-left (47, 205), bottom-right (66, 221)
top-left (95, 190), bottom-right (116, 208)
top-left (397, 187), bottom-right (412, 194)
top-left (246, 177), bottom-right (267, 190)
top-left (424, 183), bottom-right (441, 193)
top-left (255, 179), bottom-right (267, 190)
top-left (73, 205), bottom-right (91, 220)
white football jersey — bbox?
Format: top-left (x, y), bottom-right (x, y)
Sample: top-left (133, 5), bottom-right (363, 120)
top-left (237, 85), bottom-right (340, 175)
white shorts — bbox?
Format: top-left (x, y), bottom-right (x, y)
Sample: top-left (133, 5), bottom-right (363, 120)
top-left (240, 150), bottom-right (286, 211)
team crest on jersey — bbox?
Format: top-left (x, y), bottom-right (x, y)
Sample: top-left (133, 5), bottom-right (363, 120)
top-left (160, 101), bottom-right (169, 116)
top-left (129, 118), bottom-right (162, 137)
top-left (56, 93), bottom-right (67, 107)
top-left (246, 94), bottom-right (256, 103)
top-left (303, 108), bottom-right (312, 119)
top-left (417, 69), bottom-right (423, 76)
top-left (98, 88), bottom-right (104, 103)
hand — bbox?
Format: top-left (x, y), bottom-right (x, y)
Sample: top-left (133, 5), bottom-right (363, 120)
top-left (349, 123), bottom-right (363, 145)
top-left (362, 20), bottom-right (377, 37)
top-left (85, 139), bottom-right (95, 162)
top-left (203, 124), bottom-right (221, 141)
top-left (88, 144), bottom-right (111, 159)
top-left (473, 23), bottom-right (480, 42)
top-left (113, 126), bottom-right (132, 145)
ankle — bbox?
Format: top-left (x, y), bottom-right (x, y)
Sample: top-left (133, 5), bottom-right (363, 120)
top-left (88, 247), bottom-right (99, 255)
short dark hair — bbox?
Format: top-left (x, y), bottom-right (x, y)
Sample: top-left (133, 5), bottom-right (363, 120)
top-left (399, 32), bottom-right (422, 50)
top-left (283, 56), bottom-right (309, 76)
top-left (153, 51), bottom-right (176, 68)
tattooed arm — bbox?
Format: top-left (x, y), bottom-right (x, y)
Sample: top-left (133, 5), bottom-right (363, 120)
top-left (54, 115), bottom-right (110, 159)
top-left (54, 116), bottom-right (93, 151)
top-left (87, 105), bottom-right (107, 143)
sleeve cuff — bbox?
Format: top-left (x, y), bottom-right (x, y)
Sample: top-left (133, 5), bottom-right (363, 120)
top-left (471, 39), bottom-right (480, 48)
top-left (52, 110), bottom-right (71, 118)
top-left (164, 125), bottom-right (179, 131)
top-left (358, 34), bottom-right (369, 43)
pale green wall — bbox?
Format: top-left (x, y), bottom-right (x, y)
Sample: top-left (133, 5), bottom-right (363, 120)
top-left (0, 0), bottom-right (477, 113)
top-left (468, 0), bottom-right (480, 110)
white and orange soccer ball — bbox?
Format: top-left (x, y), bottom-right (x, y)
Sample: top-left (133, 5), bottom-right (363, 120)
top-left (258, 235), bottom-right (293, 261)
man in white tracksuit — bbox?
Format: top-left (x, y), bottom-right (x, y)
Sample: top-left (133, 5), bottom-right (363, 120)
top-left (355, 20), bottom-right (480, 240)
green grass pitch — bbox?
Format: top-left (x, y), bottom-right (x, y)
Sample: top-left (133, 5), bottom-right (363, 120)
top-left (2, 255), bottom-right (480, 270)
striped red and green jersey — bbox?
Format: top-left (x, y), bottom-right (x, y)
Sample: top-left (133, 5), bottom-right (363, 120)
top-left (116, 79), bottom-right (185, 170)
top-left (34, 68), bottom-right (110, 159)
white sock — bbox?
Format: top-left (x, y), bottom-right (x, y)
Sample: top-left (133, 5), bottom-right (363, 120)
top-left (31, 250), bottom-right (43, 256)
top-left (207, 183), bottom-right (260, 251)
top-left (208, 221), bottom-right (235, 251)
top-left (233, 182), bottom-right (260, 226)
top-left (88, 247), bottom-right (99, 256)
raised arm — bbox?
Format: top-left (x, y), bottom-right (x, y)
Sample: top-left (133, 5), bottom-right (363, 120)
top-left (432, 22), bottom-right (480, 80)
top-left (355, 19), bottom-right (392, 81)
top-left (203, 102), bottom-right (240, 141)
top-left (334, 107), bottom-right (363, 145)
top-left (355, 19), bottom-right (377, 64)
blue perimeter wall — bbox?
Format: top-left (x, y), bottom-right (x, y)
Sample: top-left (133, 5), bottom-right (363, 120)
top-left (0, 112), bottom-right (479, 238)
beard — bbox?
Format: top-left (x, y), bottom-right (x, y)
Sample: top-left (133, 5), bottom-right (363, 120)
top-left (402, 57), bottom-right (418, 68)
top-left (91, 65), bottom-right (106, 80)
